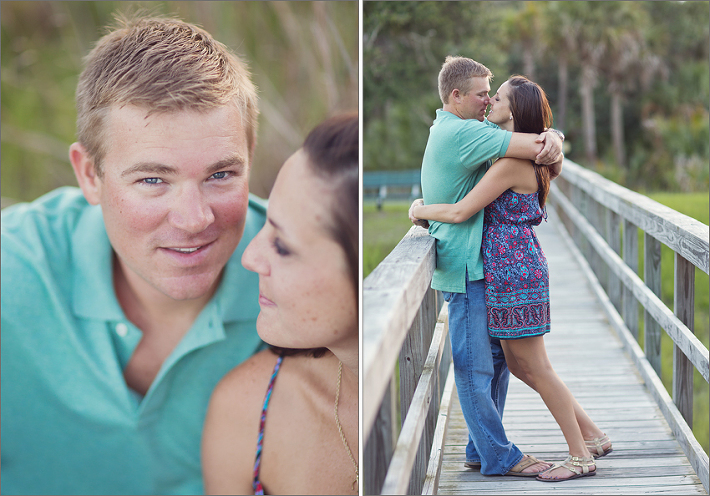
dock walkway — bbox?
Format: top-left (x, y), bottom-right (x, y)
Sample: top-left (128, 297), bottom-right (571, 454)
top-left (436, 209), bottom-right (708, 495)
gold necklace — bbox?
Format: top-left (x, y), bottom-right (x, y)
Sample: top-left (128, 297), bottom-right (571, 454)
top-left (335, 361), bottom-right (358, 492)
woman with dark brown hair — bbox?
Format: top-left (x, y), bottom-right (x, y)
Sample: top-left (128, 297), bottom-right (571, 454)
top-left (202, 113), bottom-right (358, 495)
top-left (410, 76), bottom-right (611, 482)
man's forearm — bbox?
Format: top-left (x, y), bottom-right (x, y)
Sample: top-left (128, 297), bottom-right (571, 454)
top-left (505, 132), bottom-right (544, 161)
top-left (549, 153), bottom-right (564, 180)
top-left (506, 130), bottom-right (563, 165)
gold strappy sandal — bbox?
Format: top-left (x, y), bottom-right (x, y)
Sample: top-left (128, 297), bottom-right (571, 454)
top-left (585, 434), bottom-right (613, 458)
top-left (536, 455), bottom-right (596, 482)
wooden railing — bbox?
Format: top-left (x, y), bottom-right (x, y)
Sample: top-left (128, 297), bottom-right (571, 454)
top-left (363, 159), bottom-right (708, 494)
top-left (363, 227), bottom-right (452, 495)
top-left (548, 159), bottom-right (709, 493)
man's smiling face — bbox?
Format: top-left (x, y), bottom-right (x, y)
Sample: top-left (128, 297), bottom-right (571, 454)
top-left (94, 104), bottom-right (251, 301)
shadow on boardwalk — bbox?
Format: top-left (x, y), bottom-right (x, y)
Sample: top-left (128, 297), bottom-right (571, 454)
top-left (437, 208), bottom-right (708, 495)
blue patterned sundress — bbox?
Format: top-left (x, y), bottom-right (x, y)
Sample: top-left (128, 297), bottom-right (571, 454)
top-left (482, 188), bottom-right (550, 339)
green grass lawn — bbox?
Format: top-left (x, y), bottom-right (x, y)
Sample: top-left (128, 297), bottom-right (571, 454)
top-left (363, 201), bottom-right (416, 277)
top-left (363, 193), bottom-right (709, 454)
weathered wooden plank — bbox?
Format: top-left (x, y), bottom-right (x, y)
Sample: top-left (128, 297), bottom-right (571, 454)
top-left (559, 160), bottom-right (709, 274)
top-left (365, 377), bottom-right (397, 496)
top-left (607, 209), bottom-right (623, 314)
top-left (548, 205), bottom-right (709, 494)
top-left (438, 482), bottom-right (706, 496)
top-left (423, 362), bottom-right (456, 496)
top-left (550, 184), bottom-right (709, 383)
top-left (363, 226), bottom-right (435, 437)
top-left (645, 233), bottom-right (663, 376)
top-left (673, 253), bottom-right (696, 427)
top-left (623, 219), bottom-right (640, 339)
top-left (381, 305), bottom-right (450, 495)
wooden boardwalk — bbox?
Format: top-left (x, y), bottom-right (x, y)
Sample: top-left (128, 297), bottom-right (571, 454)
top-left (436, 209), bottom-right (708, 495)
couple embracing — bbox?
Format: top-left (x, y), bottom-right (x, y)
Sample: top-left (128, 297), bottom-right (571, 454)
top-left (409, 56), bottom-right (612, 482)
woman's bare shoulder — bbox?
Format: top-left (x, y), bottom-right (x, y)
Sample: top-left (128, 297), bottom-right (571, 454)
top-left (490, 157), bottom-right (538, 192)
top-left (202, 349), bottom-right (282, 495)
top-left (212, 348), bottom-right (281, 407)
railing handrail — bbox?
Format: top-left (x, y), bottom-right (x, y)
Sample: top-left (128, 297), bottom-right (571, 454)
top-left (363, 225), bottom-right (452, 494)
top-left (559, 160), bottom-right (709, 274)
top-left (550, 184), bottom-right (709, 381)
top-left (363, 227), bottom-right (436, 439)
top-left (550, 158), bottom-right (709, 493)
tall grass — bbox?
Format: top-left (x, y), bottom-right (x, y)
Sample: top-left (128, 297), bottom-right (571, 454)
top-left (1, 1), bottom-right (358, 202)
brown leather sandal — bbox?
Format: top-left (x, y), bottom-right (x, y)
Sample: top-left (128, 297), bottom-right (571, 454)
top-left (585, 434), bottom-right (613, 458)
top-left (536, 455), bottom-right (597, 482)
top-left (504, 455), bottom-right (550, 477)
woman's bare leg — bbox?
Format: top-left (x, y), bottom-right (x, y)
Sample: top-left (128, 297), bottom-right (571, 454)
top-left (501, 336), bottom-right (594, 480)
top-left (503, 342), bottom-right (609, 445)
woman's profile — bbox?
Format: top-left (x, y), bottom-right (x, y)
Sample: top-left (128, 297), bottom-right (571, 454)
top-left (202, 113), bottom-right (359, 495)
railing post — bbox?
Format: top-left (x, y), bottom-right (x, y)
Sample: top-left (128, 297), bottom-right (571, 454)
top-left (365, 377), bottom-right (397, 495)
top-left (644, 233), bottom-right (663, 376)
top-left (673, 253), bottom-right (695, 427)
top-left (399, 287), bottom-right (437, 494)
top-left (623, 220), bottom-right (639, 339)
top-left (606, 210), bottom-right (622, 313)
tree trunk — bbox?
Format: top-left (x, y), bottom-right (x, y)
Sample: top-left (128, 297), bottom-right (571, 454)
top-left (557, 54), bottom-right (568, 132)
top-left (523, 45), bottom-right (535, 81)
top-left (579, 64), bottom-right (597, 165)
top-left (610, 86), bottom-right (626, 167)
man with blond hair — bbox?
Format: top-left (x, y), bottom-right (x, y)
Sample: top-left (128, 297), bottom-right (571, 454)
top-left (2, 15), bottom-right (265, 494)
top-left (411, 56), bottom-right (564, 476)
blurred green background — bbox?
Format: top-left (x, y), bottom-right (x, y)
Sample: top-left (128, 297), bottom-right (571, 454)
top-left (1, 1), bottom-right (358, 203)
top-left (364, 1), bottom-right (709, 193)
top-left (363, 1), bottom-right (709, 455)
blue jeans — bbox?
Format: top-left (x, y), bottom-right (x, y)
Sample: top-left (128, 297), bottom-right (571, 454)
top-left (444, 278), bottom-right (523, 475)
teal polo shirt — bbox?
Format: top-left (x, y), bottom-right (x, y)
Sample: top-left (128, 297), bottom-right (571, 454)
top-left (421, 110), bottom-right (512, 293)
top-left (1, 187), bottom-right (266, 495)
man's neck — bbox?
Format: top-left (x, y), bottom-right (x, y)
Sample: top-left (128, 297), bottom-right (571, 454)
top-left (442, 103), bottom-right (462, 119)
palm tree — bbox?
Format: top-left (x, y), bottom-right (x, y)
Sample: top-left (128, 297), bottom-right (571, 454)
top-left (597, 4), bottom-right (651, 168)
top-left (541, 3), bottom-right (581, 134)
top-left (501, 2), bottom-right (544, 81)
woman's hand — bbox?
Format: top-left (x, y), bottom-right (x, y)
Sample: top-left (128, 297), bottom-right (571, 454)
top-left (534, 131), bottom-right (563, 165)
top-left (409, 198), bottom-right (429, 228)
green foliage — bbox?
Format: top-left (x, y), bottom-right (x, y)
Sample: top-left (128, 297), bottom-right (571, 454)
top-left (1, 1), bottom-right (358, 202)
top-left (364, 1), bottom-right (710, 193)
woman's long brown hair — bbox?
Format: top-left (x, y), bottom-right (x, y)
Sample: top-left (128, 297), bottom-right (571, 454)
top-left (507, 75), bottom-right (552, 208)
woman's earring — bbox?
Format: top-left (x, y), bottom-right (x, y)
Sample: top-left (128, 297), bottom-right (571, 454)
top-left (509, 114), bottom-right (513, 120)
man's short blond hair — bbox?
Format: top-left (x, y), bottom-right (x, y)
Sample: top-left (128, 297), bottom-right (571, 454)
top-left (438, 56), bottom-right (493, 105)
top-left (76, 14), bottom-right (259, 176)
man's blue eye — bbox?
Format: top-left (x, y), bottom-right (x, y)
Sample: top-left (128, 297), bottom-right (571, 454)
top-left (211, 171), bottom-right (229, 180)
top-left (143, 177), bottom-right (163, 185)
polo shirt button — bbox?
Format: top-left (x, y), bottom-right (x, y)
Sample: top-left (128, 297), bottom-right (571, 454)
top-left (115, 323), bottom-right (128, 337)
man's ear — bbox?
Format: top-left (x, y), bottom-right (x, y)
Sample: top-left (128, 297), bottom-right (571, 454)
top-left (69, 142), bottom-right (101, 205)
top-left (450, 88), bottom-right (461, 103)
